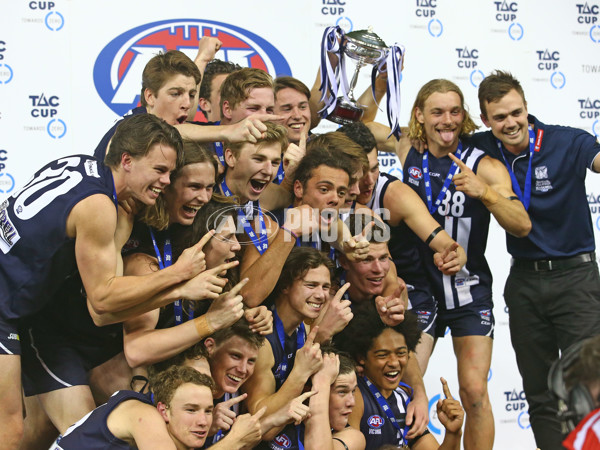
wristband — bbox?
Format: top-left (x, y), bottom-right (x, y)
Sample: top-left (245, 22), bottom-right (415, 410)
top-left (425, 226), bottom-right (443, 246)
top-left (280, 226), bottom-right (299, 241)
top-left (480, 185), bottom-right (499, 206)
top-left (194, 315), bottom-right (215, 338)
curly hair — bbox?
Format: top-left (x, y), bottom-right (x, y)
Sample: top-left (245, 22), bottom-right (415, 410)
top-left (333, 302), bottom-right (421, 361)
top-left (150, 365), bottom-right (215, 406)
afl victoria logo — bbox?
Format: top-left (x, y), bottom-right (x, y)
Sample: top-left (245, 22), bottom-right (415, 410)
top-left (409, 166), bottom-right (423, 180)
top-left (93, 19), bottom-right (291, 116)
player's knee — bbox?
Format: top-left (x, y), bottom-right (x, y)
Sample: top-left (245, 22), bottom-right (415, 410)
top-left (459, 379), bottom-right (489, 410)
top-left (1, 413), bottom-right (24, 449)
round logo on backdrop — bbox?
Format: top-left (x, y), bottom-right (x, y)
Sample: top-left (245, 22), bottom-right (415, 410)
top-left (93, 19), bottom-right (292, 116)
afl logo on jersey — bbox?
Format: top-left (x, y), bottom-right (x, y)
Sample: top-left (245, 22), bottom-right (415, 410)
top-left (408, 166), bottom-right (423, 180)
top-left (93, 19), bottom-right (292, 116)
top-left (274, 433), bottom-right (292, 448)
top-left (368, 414), bottom-right (385, 428)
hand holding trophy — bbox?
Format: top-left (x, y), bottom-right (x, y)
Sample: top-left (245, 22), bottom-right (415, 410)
top-left (318, 25), bottom-right (404, 139)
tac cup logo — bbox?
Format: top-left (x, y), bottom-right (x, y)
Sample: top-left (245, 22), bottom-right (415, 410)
top-left (93, 19), bottom-right (292, 116)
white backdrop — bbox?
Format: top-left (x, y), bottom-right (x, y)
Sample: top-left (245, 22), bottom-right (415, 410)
top-left (1, 1), bottom-right (600, 448)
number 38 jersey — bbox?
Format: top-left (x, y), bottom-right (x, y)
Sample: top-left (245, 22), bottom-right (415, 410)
top-left (0, 155), bottom-right (116, 320)
top-left (403, 145), bottom-right (492, 311)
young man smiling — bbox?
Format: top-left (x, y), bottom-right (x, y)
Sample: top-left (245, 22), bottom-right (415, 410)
top-left (469, 70), bottom-right (600, 450)
top-left (339, 121), bottom-right (465, 374)
top-left (396, 79), bottom-right (531, 450)
top-left (54, 365), bottom-right (266, 450)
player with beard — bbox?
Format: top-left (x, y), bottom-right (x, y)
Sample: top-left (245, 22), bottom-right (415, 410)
top-left (396, 79), bottom-right (531, 450)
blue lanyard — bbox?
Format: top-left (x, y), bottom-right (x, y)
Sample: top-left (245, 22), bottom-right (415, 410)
top-left (272, 159), bottom-right (285, 185)
top-left (219, 178), bottom-right (269, 255)
top-left (272, 308), bottom-right (306, 382)
top-left (148, 227), bottom-right (193, 325)
top-left (422, 142), bottom-right (463, 214)
top-left (338, 270), bottom-right (350, 301)
top-left (363, 376), bottom-right (412, 445)
top-left (212, 120), bottom-right (225, 167)
top-left (496, 126), bottom-right (537, 211)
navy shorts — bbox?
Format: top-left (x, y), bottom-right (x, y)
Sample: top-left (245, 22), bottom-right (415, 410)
top-left (20, 322), bottom-right (122, 396)
top-left (434, 296), bottom-right (495, 338)
top-left (0, 314), bottom-right (21, 355)
top-left (407, 284), bottom-right (437, 337)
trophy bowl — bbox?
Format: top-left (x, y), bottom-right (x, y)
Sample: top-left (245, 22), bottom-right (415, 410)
top-left (326, 28), bottom-right (389, 125)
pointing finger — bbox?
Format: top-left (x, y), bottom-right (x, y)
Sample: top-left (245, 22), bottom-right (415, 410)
top-left (224, 392), bottom-right (248, 407)
top-left (228, 278), bottom-right (249, 297)
top-left (440, 377), bottom-right (454, 399)
top-left (298, 390), bottom-right (318, 403)
top-left (253, 406), bottom-right (268, 420)
top-left (448, 152), bottom-right (468, 171)
top-left (196, 229), bottom-right (216, 249)
top-left (208, 260), bottom-right (239, 274)
top-left (305, 325), bottom-right (319, 346)
top-left (334, 283), bottom-right (351, 302)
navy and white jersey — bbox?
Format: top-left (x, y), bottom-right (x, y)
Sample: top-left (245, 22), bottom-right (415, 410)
top-left (358, 377), bottom-right (427, 449)
top-left (468, 114), bottom-right (600, 259)
top-left (265, 309), bottom-right (303, 390)
top-left (54, 390), bottom-right (153, 449)
top-left (93, 106), bottom-right (147, 163)
top-left (403, 145), bottom-right (492, 310)
top-left (365, 172), bottom-right (433, 302)
top-left (0, 156), bottom-right (116, 320)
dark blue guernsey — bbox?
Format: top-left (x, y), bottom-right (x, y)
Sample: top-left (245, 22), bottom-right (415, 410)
top-left (259, 423), bottom-right (305, 450)
top-left (365, 172), bottom-right (433, 301)
top-left (54, 390), bottom-right (153, 449)
top-left (93, 106), bottom-right (147, 163)
top-left (403, 145), bottom-right (492, 310)
top-left (358, 376), bottom-right (427, 449)
top-left (468, 115), bottom-right (600, 259)
top-left (0, 156), bottom-right (116, 320)
top-left (265, 306), bottom-right (306, 390)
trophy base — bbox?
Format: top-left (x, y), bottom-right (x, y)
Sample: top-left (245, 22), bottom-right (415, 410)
top-left (327, 99), bottom-right (364, 125)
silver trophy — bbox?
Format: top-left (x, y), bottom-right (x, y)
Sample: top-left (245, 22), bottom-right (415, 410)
top-left (319, 26), bottom-right (404, 136)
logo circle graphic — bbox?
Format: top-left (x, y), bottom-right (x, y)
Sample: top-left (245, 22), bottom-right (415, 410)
top-left (508, 22), bottom-right (524, 40)
top-left (367, 415), bottom-right (385, 429)
top-left (47, 119), bottom-right (67, 139)
top-left (336, 16), bottom-right (354, 32)
top-left (595, 215), bottom-right (600, 231)
top-left (470, 69), bottom-right (485, 87)
top-left (0, 173), bottom-right (15, 193)
top-left (488, 369), bottom-right (492, 381)
top-left (389, 167), bottom-right (403, 179)
top-left (428, 394), bottom-right (442, 435)
top-left (45, 11), bottom-right (65, 31)
top-left (0, 63), bottom-right (14, 84)
top-left (518, 411), bottom-right (531, 429)
top-left (550, 71), bottom-right (566, 89)
top-left (428, 19), bottom-right (443, 37)
top-left (94, 19), bottom-right (292, 116)
top-left (593, 119), bottom-right (599, 138)
top-left (590, 25), bottom-right (600, 43)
